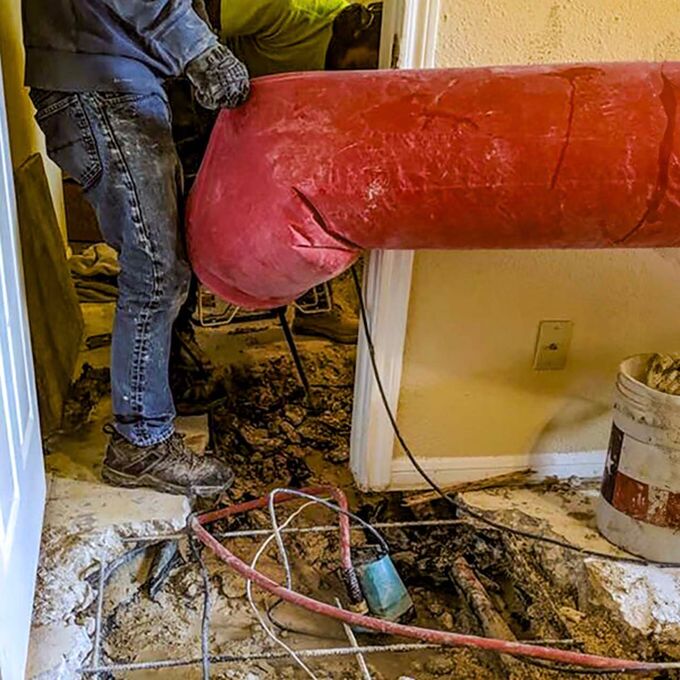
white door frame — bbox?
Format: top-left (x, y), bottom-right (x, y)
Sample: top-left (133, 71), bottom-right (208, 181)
top-left (350, 0), bottom-right (440, 491)
top-left (0, 58), bottom-right (47, 679)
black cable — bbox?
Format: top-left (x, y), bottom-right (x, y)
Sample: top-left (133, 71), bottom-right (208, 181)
top-left (350, 267), bottom-right (680, 569)
top-left (352, 268), bottom-right (680, 676)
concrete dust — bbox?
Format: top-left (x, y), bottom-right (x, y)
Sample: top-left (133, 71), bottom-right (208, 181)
top-left (35, 318), bottom-right (680, 679)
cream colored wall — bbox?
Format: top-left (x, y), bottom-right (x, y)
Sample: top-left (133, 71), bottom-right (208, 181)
top-left (0, 0), bottom-right (65, 236)
top-left (437, 0), bottom-right (680, 66)
top-left (396, 0), bottom-right (680, 462)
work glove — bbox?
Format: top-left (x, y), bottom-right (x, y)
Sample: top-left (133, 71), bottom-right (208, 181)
top-left (185, 44), bottom-right (250, 110)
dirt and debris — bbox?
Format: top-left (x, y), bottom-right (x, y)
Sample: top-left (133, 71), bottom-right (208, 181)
top-left (61, 362), bottom-right (111, 431)
top-left (71, 338), bottom-right (676, 680)
top-left (206, 341), bottom-right (356, 504)
top-left (36, 324), bottom-right (680, 679)
top-left (645, 353), bottom-right (680, 395)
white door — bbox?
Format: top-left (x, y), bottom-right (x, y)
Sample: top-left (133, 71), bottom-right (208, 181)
top-left (0, 59), bottom-right (46, 680)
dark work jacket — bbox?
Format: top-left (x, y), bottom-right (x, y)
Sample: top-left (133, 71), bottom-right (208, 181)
top-left (22, 0), bottom-right (217, 95)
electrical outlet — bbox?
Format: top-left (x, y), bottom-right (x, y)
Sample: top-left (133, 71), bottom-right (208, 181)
top-left (533, 320), bottom-right (573, 370)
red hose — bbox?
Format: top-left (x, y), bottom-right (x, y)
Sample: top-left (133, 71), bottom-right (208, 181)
top-left (205, 486), bottom-right (354, 574)
top-left (192, 490), bottom-right (673, 673)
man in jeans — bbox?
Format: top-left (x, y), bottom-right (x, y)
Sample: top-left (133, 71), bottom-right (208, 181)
top-left (23, 0), bottom-right (250, 496)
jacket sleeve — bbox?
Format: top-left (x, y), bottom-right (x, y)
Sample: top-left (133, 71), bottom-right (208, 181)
top-left (100, 0), bottom-right (218, 74)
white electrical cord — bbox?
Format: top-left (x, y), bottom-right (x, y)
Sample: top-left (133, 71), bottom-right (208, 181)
top-left (266, 488), bottom-right (389, 568)
top-left (248, 501), bottom-right (320, 680)
top-left (252, 491), bottom-right (388, 679)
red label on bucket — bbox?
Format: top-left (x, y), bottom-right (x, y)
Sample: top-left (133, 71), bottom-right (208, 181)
top-left (602, 424), bottom-right (680, 529)
top-left (601, 423), bottom-right (623, 504)
top-left (609, 471), bottom-right (680, 529)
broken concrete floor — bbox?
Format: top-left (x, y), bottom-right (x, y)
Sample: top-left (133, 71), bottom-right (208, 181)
top-left (29, 302), bottom-right (680, 678)
top-left (458, 483), bottom-right (680, 662)
top-left (28, 479), bottom-right (190, 680)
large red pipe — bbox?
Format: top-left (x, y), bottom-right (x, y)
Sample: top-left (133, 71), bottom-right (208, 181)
top-left (186, 62), bottom-right (680, 309)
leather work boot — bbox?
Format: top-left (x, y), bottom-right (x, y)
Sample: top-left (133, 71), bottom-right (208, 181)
top-left (102, 429), bottom-right (234, 497)
top-left (292, 305), bottom-right (359, 344)
top-left (293, 272), bottom-right (361, 344)
top-left (170, 318), bottom-right (230, 415)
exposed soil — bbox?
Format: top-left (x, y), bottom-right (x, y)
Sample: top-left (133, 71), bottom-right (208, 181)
top-left (62, 363), bottom-right (111, 431)
top-left (92, 338), bottom-right (676, 679)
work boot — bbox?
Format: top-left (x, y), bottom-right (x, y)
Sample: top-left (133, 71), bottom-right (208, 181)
top-left (102, 428), bottom-right (234, 497)
top-left (170, 316), bottom-right (230, 415)
top-left (171, 367), bottom-right (231, 416)
top-left (292, 306), bottom-right (359, 344)
top-left (293, 272), bottom-right (360, 344)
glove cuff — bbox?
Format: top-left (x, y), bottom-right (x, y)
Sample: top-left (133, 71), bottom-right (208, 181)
top-left (186, 44), bottom-right (231, 78)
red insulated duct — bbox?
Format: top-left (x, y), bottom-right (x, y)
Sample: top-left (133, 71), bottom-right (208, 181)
top-left (186, 62), bottom-right (680, 310)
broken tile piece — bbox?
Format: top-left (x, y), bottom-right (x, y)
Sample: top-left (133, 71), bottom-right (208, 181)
top-left (45, 477), bottom-right (190, 535)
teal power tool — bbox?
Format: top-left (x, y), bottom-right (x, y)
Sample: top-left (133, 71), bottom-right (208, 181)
top-left (353, 547), bottom-right (414, 626)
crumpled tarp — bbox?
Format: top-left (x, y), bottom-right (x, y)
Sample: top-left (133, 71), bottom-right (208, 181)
top-left (69, 243), bottom-right (119, 302)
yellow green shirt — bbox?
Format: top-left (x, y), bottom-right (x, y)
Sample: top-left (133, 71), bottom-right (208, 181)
top-left (220, 0), bottom-right (348, 77)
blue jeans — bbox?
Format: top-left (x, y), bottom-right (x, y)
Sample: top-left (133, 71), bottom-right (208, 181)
top-left (32, 90), bottom-right (191, 446)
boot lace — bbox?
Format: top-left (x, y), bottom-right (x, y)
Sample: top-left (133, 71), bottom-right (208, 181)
top-left (162, 432), bottom-right (202, 471)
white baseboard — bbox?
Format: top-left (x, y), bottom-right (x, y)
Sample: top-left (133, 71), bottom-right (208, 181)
top-left (388, 450), bottom-right (607, 491)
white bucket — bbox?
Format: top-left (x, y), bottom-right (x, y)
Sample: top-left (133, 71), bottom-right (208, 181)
top-left (597, 354), bottom-right (680, 563)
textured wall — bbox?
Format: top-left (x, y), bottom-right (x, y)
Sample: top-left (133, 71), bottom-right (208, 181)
top-left (396, 0), bottom-right (680, 462)
top-left (437, 0), bottom-right (680, 67)
top-left (0, 0), bottom-right (65, 235)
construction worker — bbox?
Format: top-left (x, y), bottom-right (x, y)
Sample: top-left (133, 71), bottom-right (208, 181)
top-left (218, 1), bottom-right (382, 75)
top-left (170, 0), bottom-right (383, 364)
top-left (23, 0), bottom-right (250, 495)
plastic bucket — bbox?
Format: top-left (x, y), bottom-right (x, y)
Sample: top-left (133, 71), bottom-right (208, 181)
top-left (597, 354), bottom-right (680, 562)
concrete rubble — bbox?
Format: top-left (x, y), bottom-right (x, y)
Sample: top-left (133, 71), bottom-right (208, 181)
top-left (28, 310), bottom-right (680, 679)
top-left (580, 560), bottom-right (680, 656)
top-left (28, 477), bottom-right (189, 680)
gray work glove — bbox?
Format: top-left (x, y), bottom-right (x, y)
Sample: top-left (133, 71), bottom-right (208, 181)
top-left (185, 44), bottom-right (250, 110)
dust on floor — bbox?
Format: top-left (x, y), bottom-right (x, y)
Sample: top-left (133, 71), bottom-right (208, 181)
top-left (33, 304), bottom-right (680, 679)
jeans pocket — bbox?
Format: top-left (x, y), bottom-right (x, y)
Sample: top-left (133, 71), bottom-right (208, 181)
top-left (96, 91), bottom-right (172, 120)
top-left (34, 93), bottom-right (102, 191)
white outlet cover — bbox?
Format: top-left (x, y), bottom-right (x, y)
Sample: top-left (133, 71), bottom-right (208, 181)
top-left (533, 320), bottom-right (573, 370)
